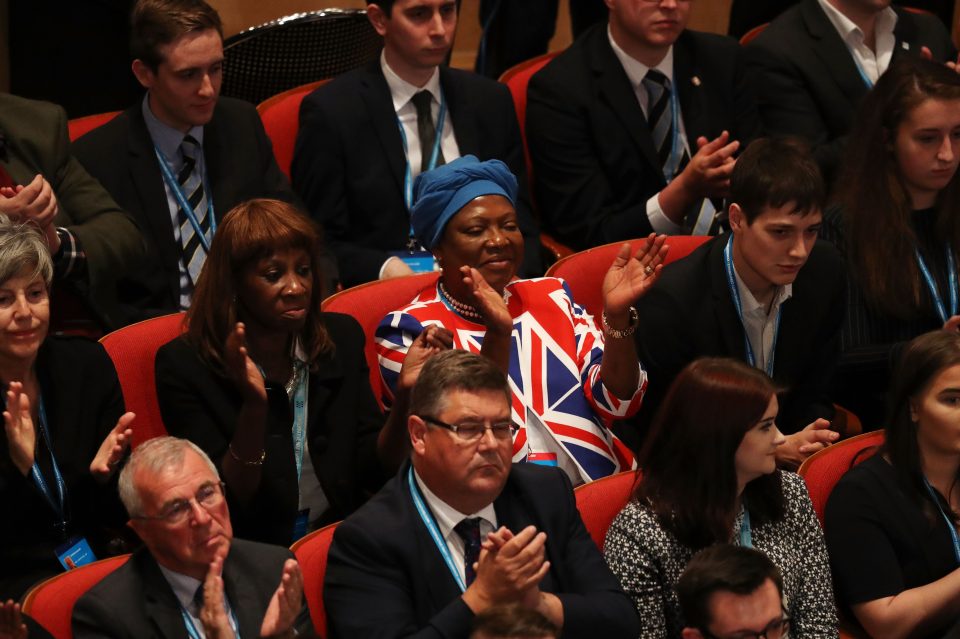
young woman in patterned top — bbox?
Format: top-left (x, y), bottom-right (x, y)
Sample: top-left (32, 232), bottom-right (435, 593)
top-left (604, 357), bottom-right (837, 638)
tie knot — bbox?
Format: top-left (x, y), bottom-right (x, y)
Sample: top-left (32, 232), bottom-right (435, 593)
top-left (411, 90), bottom-right (433, 116)
top-left (191, 584), bottom-right (205, 616)
top-left (644, 69), bottom-right (669, 88)
top-left (181, 135), bottom-right (200, 159)
top-left (454, 517), bottom-right (481, 544)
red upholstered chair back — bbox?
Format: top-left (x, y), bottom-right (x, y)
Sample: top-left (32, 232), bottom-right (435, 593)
top-left (574, 470), bottom-right (641, 550)
top-left (99, 313), bottom-right (186, 447)
top-left (499, 52), bottom-right (559, 181)
top-left (67, 111), bottom-right (122, 142)
top-left (257, 80), bottom-right (329, 180)
top-left (21, 555), bottom-right (129, 639)
top-left (291, 522), bottom-right (339, 637)
top-left (797, 429), bottom-right (885, 526)
top-left (321, 273), bottom-right (439, 410)
top-left (739, 23), bottom-right (769, 46)
top-left (545, 235), bottom-right (710, 319)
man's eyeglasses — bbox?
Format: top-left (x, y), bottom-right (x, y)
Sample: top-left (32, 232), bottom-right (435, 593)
top-left (701, 615), bottom-right (790, 639)
top-left (132, 481), bottom-right (226, 525)
top-left (418, 415), bottom-right (518, 442)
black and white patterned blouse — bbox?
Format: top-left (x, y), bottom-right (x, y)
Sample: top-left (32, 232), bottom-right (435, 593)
top-left (603, 471), bottom-right (838, 638)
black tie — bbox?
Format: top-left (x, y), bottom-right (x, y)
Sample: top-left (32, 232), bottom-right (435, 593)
top-left (454, 517), bottom-right (482, 586)
top-left (411, 91), bottom-right (445, 173)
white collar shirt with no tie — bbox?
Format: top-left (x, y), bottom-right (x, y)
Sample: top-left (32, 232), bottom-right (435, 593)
top-left (817, 0), bottom-right (899, 85)
top-left (731, 262), bottom-right (793, 375)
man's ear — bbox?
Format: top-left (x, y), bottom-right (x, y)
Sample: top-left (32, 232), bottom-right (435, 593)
top-left (409, 414), bottom-right (428, 455)
top-left (131, 59), bottom-right (155, 90)
top-left (366, 4), bottom-right (390, 37)
top-left (728, 202), bottom-right (746, 233)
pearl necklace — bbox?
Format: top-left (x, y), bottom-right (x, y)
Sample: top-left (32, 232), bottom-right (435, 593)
top-left (438, 281), bottom-right (484, 321)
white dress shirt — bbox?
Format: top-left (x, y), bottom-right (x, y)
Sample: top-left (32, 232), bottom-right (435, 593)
top-left (732, 265), bottom-right (793, 374)
top-left (818, 0), bottom-right (898, 86)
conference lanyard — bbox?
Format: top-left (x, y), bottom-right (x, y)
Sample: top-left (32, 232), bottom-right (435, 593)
top-left (662, 73), bottom-right (683, 184)
top-left (723, 235), bottom-right (782, 376)
top-left (852, 56), bottom-right (875, 89)
top-left (179, 601), bottom-right (241, 639)
top-left (915, 246), bottom-right (959, 325)
top-left (153, 145), bottom-right (217, 253)
top-left (922, 477), bottom-right (960, 565)
top-left (290, 361), bottom-right (309, 483)
top-left (408, 466), bottom-right (467, 593)
top-left (30, 397), bottom-right (68, 534)
top-left (397, 93), bottom-right (448, 213)
top-left (738, 508), bottom-right (754, 548)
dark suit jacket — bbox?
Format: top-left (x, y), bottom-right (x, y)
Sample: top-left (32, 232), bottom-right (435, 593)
top-left (291, 59), bottom-right (541, 287)
top-left (72, 538), bottom-right (312, 639)
top-left (526, 24), bottom-right (761, 250)
top-left (154, 312), bottom-right (385, 546)
top-left (632, 236), bottom-right (845, 437)
top-left (0, 336), bottom-right (128, 600)
top-left (745, 0), bottom-right (956, 180)
top-left (0, 93), bottom-right (142, 327)
top-left (324, 461), bottom-right (640, 639)
top-left (72, 96), bottom-right (296, 328)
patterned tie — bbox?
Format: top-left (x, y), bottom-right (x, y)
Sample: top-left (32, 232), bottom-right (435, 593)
top-left (454, 517), bottom-right (482, 586)
top-left (641, 70), bottom-right (688, 179)
top-left (411, 91), bottom-right (445, 173)
top-left (177, 135), bottom-right (211, 286)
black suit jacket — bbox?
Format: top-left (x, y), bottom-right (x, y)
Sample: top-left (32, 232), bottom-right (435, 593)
top-left (291, 59), bottom-right (541, 287)
top-left (745, 0), bottom-right (956, 180)
top-left (324, 461), bottom-right (639, 639)
top-left (72, 96), bottom-right (296, 328)
top-left (0, 337), bottom-right (127, 600)
top-left (632, 236), bottom-right (845, 437)
top-left (526, 24), bottom-right (761, 250)
top-left (72, 539), bottom-right (311, 639)
top-left (154, 312), bottom-right (384, 546)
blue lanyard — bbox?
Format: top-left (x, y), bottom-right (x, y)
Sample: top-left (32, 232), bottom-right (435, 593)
top-left (723, 235), bottom-right (782, 376)
top-left (153, 145), bottom-right (217, 253)
top-left (851, 55), bottom-right (875, 89)
top-left (915, 246), bottom-right (959, 324)
top-left (738, 508), bottom-right (754, 548)
top-left (662, 72), bottom-right (683, 184)
top-left (29, 397), bottom-right (68, 533)
top-left (398, 93), bottom-right (447, 212)
top-left (178, 600), bottom-right (241, 639)
top-left (407, 466), bottom-right (467, 592)
top-left (290, 362), bottom-right (309, 483)
top-left (922, 478), bottom-right (960, 565)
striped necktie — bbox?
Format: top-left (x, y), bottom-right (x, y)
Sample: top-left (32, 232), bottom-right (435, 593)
top-left (642, 69), bottom-right (688, 179)
top-left (177, 135), bottom-right (211, 287)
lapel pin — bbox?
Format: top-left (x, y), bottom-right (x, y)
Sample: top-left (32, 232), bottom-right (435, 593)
top-left (902, 42), bottom-right (910, 50)
top-left (691, 76), bottom-right (701, 87)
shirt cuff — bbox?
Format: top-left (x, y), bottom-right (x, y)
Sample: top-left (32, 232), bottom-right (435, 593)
top-left (646, 193), bottom-right (685, 235)
top-left (52, 227), bottom-right (87, 280)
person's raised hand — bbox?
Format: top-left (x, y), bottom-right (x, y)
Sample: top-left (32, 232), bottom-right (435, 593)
top-left (776, 418), bottom-right (838, 470)
top-left (200, 550), bottom-right (236, 639)
top-left (676, 131), bottom-right (739, 199)
top-left (3, 382), bottom-right (35, 476)
top-left (259, 559), bottom-right (304, 638)
top-left (224, 322), bottom-right (266, 403)
top-left (90, 412), bottom-right (135, 481)
top-left (396, 325), bottom-right (453, 392)
top-left (0, 600), bottom-right (27, 639)
top-left (602, 234), bottom-right (668, 318)
top-left (461, 266), bottom-right (512, 336)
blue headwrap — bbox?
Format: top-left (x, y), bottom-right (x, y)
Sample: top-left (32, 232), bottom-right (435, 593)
top-left (410, 155), bottom-right (519, 250)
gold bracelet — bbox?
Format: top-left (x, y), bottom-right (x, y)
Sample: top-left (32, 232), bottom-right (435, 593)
top-left (228, 443), bottom-right (266, 466)
top-left (602, 307), bottom-right (639, 339)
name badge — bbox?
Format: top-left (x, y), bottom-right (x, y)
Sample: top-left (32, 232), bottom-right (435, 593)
top-left (292, 508), bottom-right (310, 542)
top-left (389, 250), bottom-right (439, 274)
top-left (55, 535), bottom-right (96, 570)
top-left (528, 452), bottom-right (558, 467)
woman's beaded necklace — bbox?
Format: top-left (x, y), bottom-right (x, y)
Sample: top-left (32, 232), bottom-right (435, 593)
top-left (438, 281), bottom-right (484, 321)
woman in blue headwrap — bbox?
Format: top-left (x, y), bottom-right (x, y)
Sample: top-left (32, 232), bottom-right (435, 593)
top-left (375, 156), bottom-right (667, 484)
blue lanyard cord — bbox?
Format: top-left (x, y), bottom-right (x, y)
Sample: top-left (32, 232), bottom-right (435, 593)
top-left (922, 478), bottom-right (960, 566)
top-left (290, 362), bottom-right (309, 483)
top-left (662, 73), bottom-right (683, 184)
top-left (738, 508), bottom-right (753, 548)
top-left (915, 246), bottom-right (959, 325)
top-left (408, 467), bottom-right (467, 592)
top-left (153, 145), bottom-right (217, 253)
top-left (851, 55), bottom-right (875, 89)
top-left (29, 397), bottom-right (68, 531)
top-left (723, 235), bottom-right (782, 376)
top-left (179, 600), bottom-right (241, 639)
top-left (398, 93), bottom-right (448, 213)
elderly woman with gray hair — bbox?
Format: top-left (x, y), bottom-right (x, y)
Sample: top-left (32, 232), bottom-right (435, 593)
top-left (375, 156), bottom-right (666, 484)
top-left (0, 215), bottom-right (134, 600)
